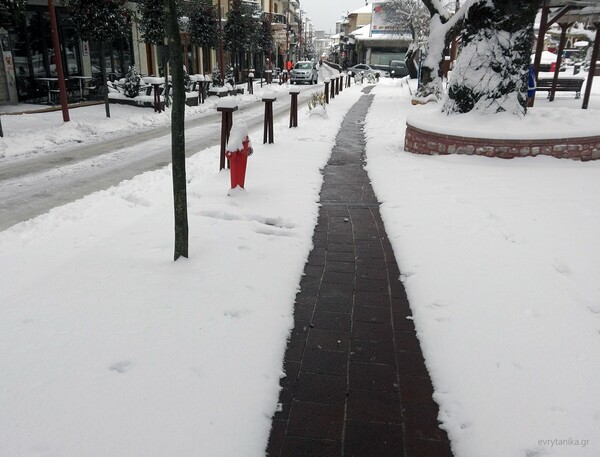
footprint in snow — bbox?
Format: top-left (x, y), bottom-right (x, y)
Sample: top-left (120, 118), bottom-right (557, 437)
top-left (109, 360), bottom-right (133, 374)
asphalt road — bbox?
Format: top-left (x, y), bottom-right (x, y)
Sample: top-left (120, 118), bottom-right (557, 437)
top-left (0, 80), bottom-right (328, 231)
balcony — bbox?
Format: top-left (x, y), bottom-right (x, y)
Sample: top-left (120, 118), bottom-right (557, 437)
top-left (266, 12), bottom-right (287, 25)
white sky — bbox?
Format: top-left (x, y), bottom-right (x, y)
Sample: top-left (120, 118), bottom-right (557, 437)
top-left (300, 0), bottom-right (370, 34)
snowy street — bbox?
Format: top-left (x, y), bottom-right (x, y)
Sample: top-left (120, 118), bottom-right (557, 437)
top-left (1, 70), bottom-right (599, 457)
top-left (0, 69), bottom-right (334, 230)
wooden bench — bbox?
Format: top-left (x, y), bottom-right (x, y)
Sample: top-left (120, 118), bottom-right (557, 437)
top-left (536, 77), bottom-right (584, 99)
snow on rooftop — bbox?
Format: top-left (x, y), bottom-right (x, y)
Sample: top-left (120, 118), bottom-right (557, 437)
top-left (349, 3), bottom-right (373, 15)
top-left (351, 24), bottom-right (371, 36)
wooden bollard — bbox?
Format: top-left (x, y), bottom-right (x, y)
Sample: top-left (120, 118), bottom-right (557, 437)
top-left (217, 101), bottom-right (238, 170)
top-left (289, 87), bottom-right (300, 128)
top-left (324, 79), bottom-right (330, 104)
top-left (247, 70), bottom-right (254, 95)
top-left (335, 75), bottom-right (340, 95)
top-left (262, 95), bottom-right (276, 144)
top-left (330, 75), bottom-right (335, 100)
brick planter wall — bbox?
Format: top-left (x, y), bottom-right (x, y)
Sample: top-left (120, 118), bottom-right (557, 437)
top-left (404, 123), bottom-right (600, 161)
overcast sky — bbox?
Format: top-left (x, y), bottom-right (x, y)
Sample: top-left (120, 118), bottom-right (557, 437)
top-left (299, 0), bottom-right (371, 34)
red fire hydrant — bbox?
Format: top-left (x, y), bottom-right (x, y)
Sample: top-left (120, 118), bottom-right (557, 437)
top-left (225, 123), bottom-right (253, 189)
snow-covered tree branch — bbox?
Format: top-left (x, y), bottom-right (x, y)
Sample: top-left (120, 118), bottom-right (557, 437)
top-left (415, 0), bottom-right (482, 102)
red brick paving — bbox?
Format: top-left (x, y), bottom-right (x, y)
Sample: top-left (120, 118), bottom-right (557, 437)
top-left (266, 89), bottom-right (454, 457)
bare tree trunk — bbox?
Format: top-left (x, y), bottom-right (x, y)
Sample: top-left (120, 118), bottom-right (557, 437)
top-left (443, 0), bottom-right (541, 115)
top-left (165, 0), bottom-right (189, 260)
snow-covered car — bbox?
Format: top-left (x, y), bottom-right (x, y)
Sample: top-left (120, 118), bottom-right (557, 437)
top-left (290, 61), bottom-right (318, 84)
top-left (347, 63), bottom-right (381, 78)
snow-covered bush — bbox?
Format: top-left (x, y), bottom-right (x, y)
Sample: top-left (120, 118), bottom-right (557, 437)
top-left (225, 66), bottom-right (235, 86)
top-left (308, 91), bottom-right (327, 118)
top-left (212, 65), bottom-right (222, 86)
top-left (123, 66), bottom-right (142, 98)
top-left (308, 91), bottom-right (325, 111)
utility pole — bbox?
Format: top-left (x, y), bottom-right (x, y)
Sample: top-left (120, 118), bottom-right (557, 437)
top-left (269, 0), bottom-right (273, 68)
top-left (286, 0), bottom-right (290, 65)
top-left (298, 9), bottom-right (302, 61)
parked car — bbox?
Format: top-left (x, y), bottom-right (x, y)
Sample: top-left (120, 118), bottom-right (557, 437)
top-left (389, 60), bottom-right (410, 78)
top-left (371, 64), bottom-right (391, 78)
top-left (346, 64), bottom-right (381, 78)
top-left (290, 61), bottom-right (318, 84)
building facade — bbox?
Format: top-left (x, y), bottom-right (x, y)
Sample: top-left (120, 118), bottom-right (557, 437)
top-left (0, 0), bottom-right (312, 105)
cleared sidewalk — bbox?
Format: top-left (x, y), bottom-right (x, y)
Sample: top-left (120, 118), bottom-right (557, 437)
top-left (266, 88), bottom-right (454, 457)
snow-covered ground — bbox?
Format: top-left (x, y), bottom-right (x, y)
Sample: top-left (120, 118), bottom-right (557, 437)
top-left (1, 73), bottom-right (599, 457)
top-left (0, 80), bottom-right (300, 163)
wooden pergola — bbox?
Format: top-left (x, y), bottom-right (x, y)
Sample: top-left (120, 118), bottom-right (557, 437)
top-left (532, 0), bottom-right (600, 108)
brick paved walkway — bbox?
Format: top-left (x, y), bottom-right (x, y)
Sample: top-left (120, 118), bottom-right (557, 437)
top-left (266, 88), bottom-right (454, 457)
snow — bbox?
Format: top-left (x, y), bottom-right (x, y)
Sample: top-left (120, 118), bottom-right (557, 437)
top-left (142, 76), bottom-right (165, 84)
top-left (226, 120), bottom-right (250, 152)
top-left (1, 74), bottom-right (600, 457)
top-left (366, 78), bottom-right (600, 457)
top-left (0, 81), bottom-right (296, 163)
top-left (535, 50), bottom-right (558, 64)
top-left (216, 97), bottom-right (239, 109)
top-left (410, 97), bottom-right (600, 139)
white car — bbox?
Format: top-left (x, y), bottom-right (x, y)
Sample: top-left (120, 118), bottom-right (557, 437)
top-left (347, 63), bottom-right (381, 78)
top-left (290, 61), bottom-right (318, 84)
